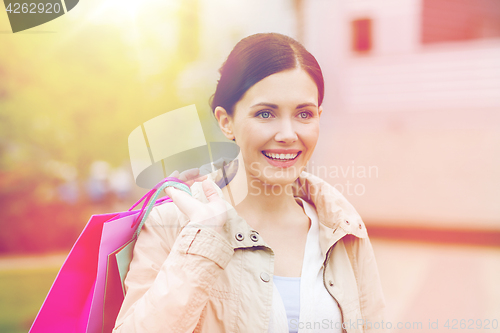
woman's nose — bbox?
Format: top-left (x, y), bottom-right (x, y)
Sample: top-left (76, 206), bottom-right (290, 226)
top-left (274, 119), bottom-right (298, 143)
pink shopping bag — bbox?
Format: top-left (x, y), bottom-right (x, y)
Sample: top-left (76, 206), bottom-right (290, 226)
top-left (29, 177), bottom-right (190, 333)
top-left (102, 237), bottom-right (136, 333)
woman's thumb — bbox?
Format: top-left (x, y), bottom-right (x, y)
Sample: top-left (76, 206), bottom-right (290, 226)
top-left (202, 179), bottom-right (220, 202)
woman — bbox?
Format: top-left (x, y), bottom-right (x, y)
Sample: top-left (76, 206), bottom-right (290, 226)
top-left (113, 33), bottom-right (385, 333)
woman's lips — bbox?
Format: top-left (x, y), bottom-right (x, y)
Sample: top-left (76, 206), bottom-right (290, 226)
top-left (261, 151), bottom-right (301, 168)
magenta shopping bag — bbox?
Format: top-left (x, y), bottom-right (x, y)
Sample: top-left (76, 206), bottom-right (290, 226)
top-left (29, 177), bottom-right (191, 333)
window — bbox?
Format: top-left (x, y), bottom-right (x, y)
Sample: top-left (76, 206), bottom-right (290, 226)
top-left (422, 0), bottom-right (500, 43)
top-left (351, 18), bottom-right (373, 53)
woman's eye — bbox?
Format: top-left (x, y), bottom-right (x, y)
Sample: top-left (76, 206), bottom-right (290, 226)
top-left (299, 111), bottom-right (312, 119)
top-left (258, 111), bottom-right (272, 118)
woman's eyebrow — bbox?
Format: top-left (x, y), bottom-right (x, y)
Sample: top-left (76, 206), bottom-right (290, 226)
top-left (296, 102), bottom-right (317, 109)
top-left (250, 102), bottom-right (317, 109)
top-left (250, 102), bottom-right (279, 109)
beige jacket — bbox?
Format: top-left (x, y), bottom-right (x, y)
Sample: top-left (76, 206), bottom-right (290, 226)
top-left (113, 167), bottom-right (386, 333)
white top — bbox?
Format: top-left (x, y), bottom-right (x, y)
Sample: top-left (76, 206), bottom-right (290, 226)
top-left (273, 275), bottom-right (300, 333)
top-left (268, 198), bottom-right (342, 333)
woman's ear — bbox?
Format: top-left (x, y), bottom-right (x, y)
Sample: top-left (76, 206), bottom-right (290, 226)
top-left (214, 106), bottom-right (235, 141)
top-left (318, 106), bottom-right (323, 118)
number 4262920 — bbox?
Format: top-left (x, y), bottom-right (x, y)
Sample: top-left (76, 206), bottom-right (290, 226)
top-left (5, 2), bottom-right (62, 14)
top-left (444, 319), bottom-right (498, 330)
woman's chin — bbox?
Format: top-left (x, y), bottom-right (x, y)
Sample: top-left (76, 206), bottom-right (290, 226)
top-left (255, 174), bottom-right (300, 188)
top-left (245, 162), bottom-right (305, 189)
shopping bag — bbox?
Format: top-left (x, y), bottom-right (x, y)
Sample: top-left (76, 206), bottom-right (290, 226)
top-left (29, 177), bottom-right (191, 333)
top-left (92, 178), bottom-right (175, 333)
top-left (102, 238), bottom-right (136, 333)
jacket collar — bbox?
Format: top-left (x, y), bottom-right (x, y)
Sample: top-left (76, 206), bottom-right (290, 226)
top-left (189, 158), bottom-right (367, 257)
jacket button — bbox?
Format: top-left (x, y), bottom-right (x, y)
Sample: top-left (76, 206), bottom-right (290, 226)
top-left (345, 220), bottom-right (350, 225)
top-left (250, 232), bottom-right (259, 242)
top-left (235, 232), bottom-right (244, 241)
top-left (328, 280), bottom-right (334, 287)
top-left (260, 272), bottom-right (270, 282)
top-left (358, 223), bottom-right (362, 229)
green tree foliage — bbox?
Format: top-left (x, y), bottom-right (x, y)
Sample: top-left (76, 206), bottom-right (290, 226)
top-left (0, 0), bottom-right (201, 253)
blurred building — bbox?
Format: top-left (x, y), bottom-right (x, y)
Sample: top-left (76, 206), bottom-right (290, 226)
top-left (301, 0), bottom-right (500, 234)
top-left (177, 0), bottom-right (499, 238)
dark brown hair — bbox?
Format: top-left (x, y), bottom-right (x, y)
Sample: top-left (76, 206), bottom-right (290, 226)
top-left (210, 33), bottom-right (325, 118)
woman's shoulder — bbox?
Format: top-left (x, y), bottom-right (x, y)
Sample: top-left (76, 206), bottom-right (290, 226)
top-left (296, 171), bottom-right (368, 239)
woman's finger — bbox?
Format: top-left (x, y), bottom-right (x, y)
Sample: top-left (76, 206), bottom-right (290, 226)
top-left (169, 170), bottom-right (180, 179)
top-left (164, 186), bottom-right (202, 216)
top-left (166, 168), bottom-right (201, 194)
top-left (178, 168), bottom-right (200, 181)
top-left (168, 168), bottom-right (199, 182)
top-left (202, 179), bottom-right (219, 202)
top-left (200, 180), bottom-right (228, 232)
top-left (170, 168), bottom-right (208, 187)
top-left (165, 179), bottom-right (227, 233)
top-left (184, 174), bottom-right (208, 187)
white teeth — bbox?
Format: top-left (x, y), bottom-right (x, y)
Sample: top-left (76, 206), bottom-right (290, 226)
top-left (263, 152), bottom-right (298, 160)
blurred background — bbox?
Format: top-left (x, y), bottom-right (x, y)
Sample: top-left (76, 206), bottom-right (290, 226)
top-left (0, 0), bottom-right (499, 332)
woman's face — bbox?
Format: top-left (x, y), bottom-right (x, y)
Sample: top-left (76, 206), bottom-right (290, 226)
top-left (216, 68), bottom-right (322, 187)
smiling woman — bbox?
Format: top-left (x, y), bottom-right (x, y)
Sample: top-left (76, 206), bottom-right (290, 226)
top-left (113, 33), bottom-right (386, 333)
top-left (215, 68), bottom-right (322, 190)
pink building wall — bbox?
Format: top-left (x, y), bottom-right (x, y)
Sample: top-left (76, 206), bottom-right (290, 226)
top-left (302, 0), bottom-right (500, 231)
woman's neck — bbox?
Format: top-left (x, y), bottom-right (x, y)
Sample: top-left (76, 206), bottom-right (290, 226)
top-left (220, 158), bottom-right (301, 229)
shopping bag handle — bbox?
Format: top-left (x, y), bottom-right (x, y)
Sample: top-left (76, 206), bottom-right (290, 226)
top-left (130, 177), bottom-right (190, 225)
top-left (129, 177), bottom-right (187, 219)
top-left (129, 177), bottom-right (193, 236)
top-left (128, 177), bottom-right (184, 211)
top-left (133, 180), bottom-right (192, 238)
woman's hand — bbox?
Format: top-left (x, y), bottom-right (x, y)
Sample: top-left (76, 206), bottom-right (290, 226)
top-left (168, 168), bottom-right (208, 187)
top-left (165, 169), bottom-right (228, 235)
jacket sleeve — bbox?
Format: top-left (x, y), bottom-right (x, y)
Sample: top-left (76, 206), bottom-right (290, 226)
top-left (347, 235), bottom-right (387, 333)
top-left (112, 203), bottom-right (234, 333)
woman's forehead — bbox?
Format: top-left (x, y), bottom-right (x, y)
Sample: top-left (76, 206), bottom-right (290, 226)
top-left (237, 69), bottom-right (319, 108)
